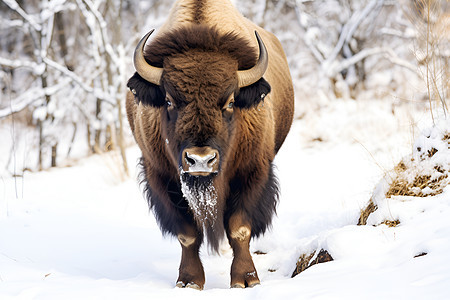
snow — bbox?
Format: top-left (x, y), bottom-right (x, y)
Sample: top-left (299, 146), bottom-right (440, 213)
top-left (1, 97), bottom-right (450, 299)
top-left (1, 0), bottom-right (449, 297)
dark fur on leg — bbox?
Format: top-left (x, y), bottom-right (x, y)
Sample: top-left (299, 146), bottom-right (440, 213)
top-left (225, 162), bottom-right (280, 238)
top-left (139, 158), bottom-right (193, 237)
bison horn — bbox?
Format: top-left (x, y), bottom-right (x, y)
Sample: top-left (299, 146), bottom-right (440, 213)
top-left (237, 31), bottom-right (269, 88)
top-left (133, 29), bottom-right (163, 85)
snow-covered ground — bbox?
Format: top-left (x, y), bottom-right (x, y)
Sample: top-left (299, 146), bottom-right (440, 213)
top-left (1, 98), bottom-right (449, 299)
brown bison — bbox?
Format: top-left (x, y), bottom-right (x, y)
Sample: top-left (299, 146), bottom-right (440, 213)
top-left (126, 0), bottom-right (294, 290)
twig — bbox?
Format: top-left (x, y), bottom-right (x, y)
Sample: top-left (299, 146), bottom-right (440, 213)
top-left (0, 57), bottom-right (41, 72)
top-left (328, 46), bottom-right (419, 78)
top-left (323, 0), bottom-right (384, 69)
top-left (1, 0), bottom-right (42, 31)
top-left (5, 75), bottom-right (19, 198)
top-left (0, 79), bottom-right (71, 119)
top-left (425, 0), bottom-right (435, 124)
top-left (293, 3), bottom-right (324, 63)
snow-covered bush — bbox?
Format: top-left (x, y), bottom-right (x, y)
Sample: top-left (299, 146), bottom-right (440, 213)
top-left (359, 120), bottom-right (449, 227)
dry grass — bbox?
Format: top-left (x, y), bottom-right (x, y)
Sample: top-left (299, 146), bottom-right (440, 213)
top-left (291, 249), bottom-right (333, 278)
top-left (358, 198), bottom-right (378, 226)
top-left (381, 219), bottom-right (401, 227)
top-left (386, 160), bottom-right (448, 198)
top-left (409, 0), bottom-right (449, 119)
top-left (359, 152), bottom-right (448, 226)
top-left (99, 149), bottom-right (130, 184)
top-left (291, 252), bottom-right (314, 278)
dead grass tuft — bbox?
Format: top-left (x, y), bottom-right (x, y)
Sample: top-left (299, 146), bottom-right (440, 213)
top-left (359, 126), bottom-right (449, 225)
top-left (386, 172), bottom-right (448, 198)
top-left (385, 127), bottom-right (449, 198)
top-left (427, 147), bottom-right (438, 157)
top-left (291, 249), bottom-right (333, 278)
top-left (358, 198), bottom-right (378, 225)
top-left (291, 252), bottom-right (314, 277)
top-left (381, 219), bottom-right (401, 227)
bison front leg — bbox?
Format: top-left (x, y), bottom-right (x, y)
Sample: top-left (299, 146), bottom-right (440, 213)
top-left (227, 213), bottom-right (260, 288)
top-left (176, 224), bottom-right (205, 290)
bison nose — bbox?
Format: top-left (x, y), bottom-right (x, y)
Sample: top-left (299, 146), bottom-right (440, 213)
top-left (181, 147), bottom-right (219, 176)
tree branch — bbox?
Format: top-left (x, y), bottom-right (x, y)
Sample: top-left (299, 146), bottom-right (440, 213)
top-left (323, 0), bottom-right (384, 69)
top-left (293, 3), bottom-right (324, 63)
top-left (328, 46), bottom-right (419, 77)
top-left (0, 57), bottom-right (42, 73)
top-left (1, 0), bottom-right (42, 32)
top-left (0, 79), bottom-right (71, 119)
top-left (43, 57), bottom-right (116, 105)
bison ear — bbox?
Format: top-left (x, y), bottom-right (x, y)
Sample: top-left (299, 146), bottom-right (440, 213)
top-left (234, 77), bottom-right (271, 109)
top-left (127, 72), bottom-right (165, 107)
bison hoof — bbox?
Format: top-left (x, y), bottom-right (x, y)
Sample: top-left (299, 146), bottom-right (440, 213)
top-left (231, 282), bottom-right (260, 289)
top-left (176, 281), bottom-right (203, 290)
top-left (248, 282), bottom-right (261, 288)
top-left (186, 282), bottom-right (202, 290)
top-left (230, 271), bottom-right (260, 288)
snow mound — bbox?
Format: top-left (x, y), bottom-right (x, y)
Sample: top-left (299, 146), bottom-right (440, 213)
top-left (364, 120), bottom-right (450, 226)
top-left (387, 121), bottom-right (449, 198)
top-left (293, 120), bottom-right (450, 281)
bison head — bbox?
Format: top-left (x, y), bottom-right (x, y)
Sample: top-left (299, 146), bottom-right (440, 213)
top-left (127, 26), bottom-right (271, 230)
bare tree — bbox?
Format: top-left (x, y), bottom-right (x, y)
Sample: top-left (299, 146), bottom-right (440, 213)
top-left (0, 0), bottom-right (138, 174)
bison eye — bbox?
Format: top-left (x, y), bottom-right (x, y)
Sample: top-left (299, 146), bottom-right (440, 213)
top-left (223, 94), bottom-right (235, 112)
top-left (165, 94), bottom-right (175, 109)
top-left (222, 94), bottom-right (235, 118)
top-left (222, 98), bottom-right (234, 119)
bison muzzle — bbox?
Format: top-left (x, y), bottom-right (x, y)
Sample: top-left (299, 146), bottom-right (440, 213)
top-left (126, 0), bottom-right (294, 290)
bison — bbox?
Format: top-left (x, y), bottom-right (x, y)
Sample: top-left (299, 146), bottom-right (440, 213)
top-left (126, 0), bottom-right (294, 290)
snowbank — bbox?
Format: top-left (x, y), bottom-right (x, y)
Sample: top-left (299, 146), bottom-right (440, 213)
top-left (2, 98), bottom-right (450, 299)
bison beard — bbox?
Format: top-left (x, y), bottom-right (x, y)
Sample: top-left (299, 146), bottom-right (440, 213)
top-left (179, 172), bottom-right (224, 249)
top-left (180, 172), bottom-right (217, 226)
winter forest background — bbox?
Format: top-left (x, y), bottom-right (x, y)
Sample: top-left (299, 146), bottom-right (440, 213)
top-left (1, 0), bottom-right (448, 175)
